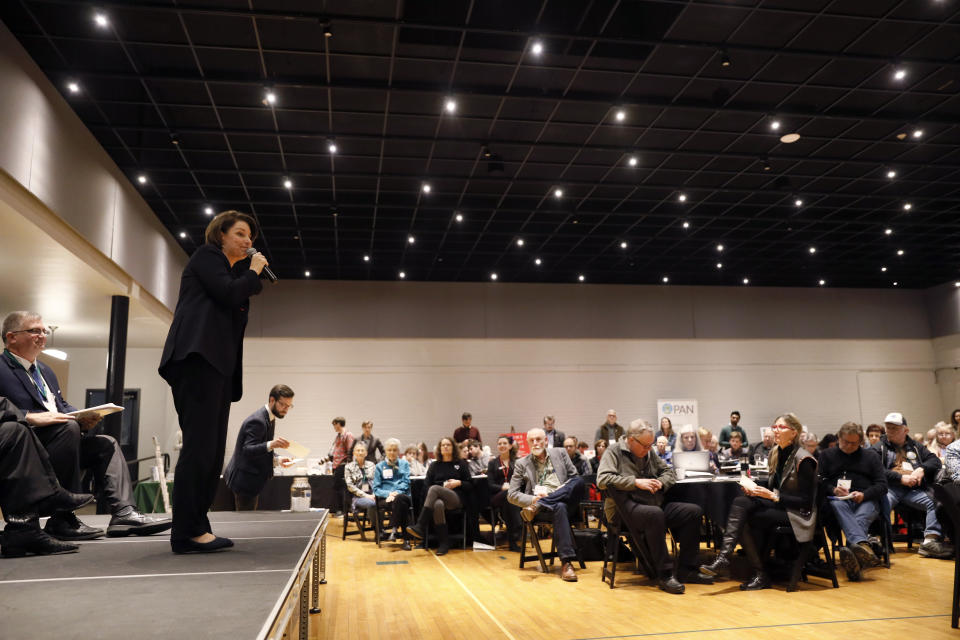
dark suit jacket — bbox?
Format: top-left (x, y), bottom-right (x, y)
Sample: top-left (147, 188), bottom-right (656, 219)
top-left (0, 352), bottom-right (77, 414)
top-left (223, 406), bottom-right (276, 496)
top-left (158, 244), bottom-right (263, 401)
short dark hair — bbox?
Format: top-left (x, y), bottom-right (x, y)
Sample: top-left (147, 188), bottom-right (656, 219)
top-left (204, 210), bottom-right (258, 247)
top-left (838, 421), bottom-right (864, 443)
top-left (269, 384), bottom-right (294, 401)
top-left (436, 437), bottom-right (461, 461)
top-left (332, 417), bottom-right (346, 427)
top-left (730, 410), bottom-right (741, 418)
top-left (462, 412), bottom-right (472, 420)
top-left (866, 424), bottom-right (884, 436)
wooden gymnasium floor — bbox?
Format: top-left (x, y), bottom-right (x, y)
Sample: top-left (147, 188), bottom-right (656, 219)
top-left (314, 519), bottom-right (955, 640)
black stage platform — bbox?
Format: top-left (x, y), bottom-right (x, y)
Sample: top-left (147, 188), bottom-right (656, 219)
top-left (0, 510), bottom-right (328, 639)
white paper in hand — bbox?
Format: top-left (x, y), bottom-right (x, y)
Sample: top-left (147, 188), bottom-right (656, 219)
top-left (66, 403), bottom-right (124, 419)
top-left (282, 440), bottom-right (310, 459)
top-left (738, 475), bottom-right (758, 492)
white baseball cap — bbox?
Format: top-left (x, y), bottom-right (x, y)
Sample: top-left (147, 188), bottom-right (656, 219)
top-left (883, 412), bottom-right (906, 426)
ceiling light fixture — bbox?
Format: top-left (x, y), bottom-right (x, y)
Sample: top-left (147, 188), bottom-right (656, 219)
top-left (620, 241), bottom-right (628, 249)
top-left (780, 133), bottom-right (801, 144)
top-left (490, 273), bottom-right (498, 281)
top-left (809, 247), bottom-right (817, 254)
top-left (264, 91), bottom-right (276, 106)
top-left (893, 281), bottom-right (898, 286)
top-left (516, 238), bottom-right (525, 247)
top-left (283, 178), bottom-right (292, 189)
top-left (179, 231), bottom-right (187, 239)
top-left (897, 249), bottom-right (904, 256)
top-left (716, 262), bottom-right (723, 269)
top-left (662, 276), bottom-right (669, 283)
top-left (903, 202), bottom-right (912, 211)
top-left (398, 271), bottom-right (406, 279)
top-left (720, 49), bottom-right (731, 68)
top-left (363, 255), bottom-right (370, 262)
top-left (304, 270), bottom-right (311, 277)
top-left (327, 138), bottom-right (337, 153)
top-left (682, 221), bottom-right (690, 229)
top-left (761, 157), bottom-right (771, 171)
top-left (627, 155), bottom-right (638, 167)
top-left (614, 109), bottom-right (625, 122)
top-left (454, 212), bottom-right (463, 223)
top-left (554, 188), bottom-right (563, 198)
top-left (794, 199), bottom-right (803, 207)
top-left (770, 119), bottom-right (781, 131)
top-left (407, 235), bottom-right (415, 244)
top-left (204, 206), bottom-right (214, 215)
top-left (716, 244), bottom-right (724, 252)
top-left (743, 278), bottom-right (750, 285)
top-left (912, 128), bottom-right (924, 139)
top-left (534, 258), bottom-right (542, 266)
top-left (67, 82), bottom-right (79, 94)
top-left (578, 274), bottom-right (585, 282)
top-left (886, 169), bottom-right (897, 179)
top-left (422, 183), bottom-right (431, 193)
top-left (885, 228), bottom-right (893, 235)
top-left (93, 13), bottom-right (109, 28)
top-left (531, 40), bottom-right (544, 56)
top-left (893, 68), bottom-right (907, 81)
top-left (818, 279), bottom-right (826, 286)
top-left (881, 266), bottom-right (887, 272)
top-left (136, 174), bottom-right (147, 184)
top-left (678, 193), bottom-right (687, 203)
top-left (444, 98), bottom-right (457, 114)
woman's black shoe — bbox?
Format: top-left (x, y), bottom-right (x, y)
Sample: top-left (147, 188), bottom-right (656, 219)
top-left (739, 572), bottom-right (771, 591)
top-left (171, 536), bottom-right (234, 554)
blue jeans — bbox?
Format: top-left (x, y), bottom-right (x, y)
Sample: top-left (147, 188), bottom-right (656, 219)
top-left (828, 497), bottom-right (878, 545)
top-left (533, 476), bottom-right (585, 561)
top-left (886, 484), bottom-right (941, 538)
top-left (352, 495), bottom-right (376, 520)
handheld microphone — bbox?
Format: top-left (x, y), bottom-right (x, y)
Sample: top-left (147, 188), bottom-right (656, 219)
top-left (246, 248), bottom-right (278, 283)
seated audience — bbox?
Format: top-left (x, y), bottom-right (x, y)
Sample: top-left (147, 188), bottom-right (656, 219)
top-left (457, 440), bottom-right (470, 462)
top-left (927, 422), bottom-right (956, 463)
top-left (487, 436), bottom-right (522, 551)
top-left (416, 442), bottom-right (432, 469)
top-left (801, 432), bottom-right (820, 458)
top-left (817, 433), bottom-right (838, 456)
top-left (564, 437), bottom-right (591, 476)
top-left (597, 420), bottom-right (710, 594)
top-left (698, 427), bottom-right (712, 451)
top-left (655, 436), bottom-right (673, 465)
top-left (700, 413), bottom-right (818, 590)
top-left (508, 427), bottom-right (584, 582)
top-left (865, 424), bottom-right (884, 447)
top-left (675, 424), bottom-right (703, 453)
top-left (344, 442), bottom-right (377, 524)
top-left (404, 444), bottom-right (427, 476)
top-left (590, 439), bottom-right (608, 474)
top-left (466, 439), bottom-right (490, 476)
top-left (873, 412), bottom-right (952, 559)
top-left (657, 417), bottom-right (677, 449)
top-left (595, 409), bottom-right (624, 443)
top-left (374, 439), bottom-right (413, 550)
top-left (818, 422), bottom-right (886, 581)
top-left (924, 427), bottom-right (937, 449)
top-left (749, 428), bottom-right (775, 463)
top-left (719, 432), bottom-right (748, 464)
top-left (406, 437), bottom-right (473, 556)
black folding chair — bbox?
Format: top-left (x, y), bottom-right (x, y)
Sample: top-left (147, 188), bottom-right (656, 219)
top-left (599, 490), bottom-right (658, 589)
top-left (341, 490), bottom-right (376, 542)
top-left (518, 508), bottom-right (586, 573)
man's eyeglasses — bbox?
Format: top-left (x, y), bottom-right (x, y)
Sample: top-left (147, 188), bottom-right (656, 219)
top-left (8, 328), bottom-right (51, 338)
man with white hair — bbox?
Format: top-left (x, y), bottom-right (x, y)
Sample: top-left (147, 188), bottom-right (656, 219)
top-left (509, 427), bottom-right (584, 582)
top-left (749, 427), bottom-right (775, 462)
top-left (595, 409), bottom-right (624, 443)
top-left (597, 419), bottom-right (708, 594)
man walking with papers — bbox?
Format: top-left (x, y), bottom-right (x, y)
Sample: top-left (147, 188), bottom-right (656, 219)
top-left (224, 385), bottom-right (296, 510)
top-left (0, 311), bottom-right (171, 539)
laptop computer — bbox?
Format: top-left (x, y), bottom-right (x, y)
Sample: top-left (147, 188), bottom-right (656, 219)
top-left (673, 450), bottom-right (711, 474)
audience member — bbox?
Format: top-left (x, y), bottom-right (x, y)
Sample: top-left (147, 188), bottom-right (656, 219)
top-left (817, 433), bottom-right (838, 456)
top-left (453, 412), bottom-right (480, 443)
top-left (865, 424), bottom-right (884, 447)
top-left (801, 432), bottom-right (820, 458)
top-left (404, 444), bottom-right (427, 476)
top-left (951, 409), bottom-right (960, 433)
top-left (374, 439), bottom-right (413, 550)
top-left (344, 442), bottom-right (377, 524)
top-left (873, 412), bottom-right (952, 559)
top-left (675, 425), bottom-right (702, 452)
top-left (487, 436), bottom-right (522, 551)
top-left (923, 427), bottom-right (937, 448)
top-left (577, 441), bottom-right (589, 456)
top-left (328, 416), bottom-right (355, 514)
top-left (0, 311), bottom-right (170, 540)
top-left (719, 432), bottom-right (748, 464)
top-left (590, 439), bottom-right (609, 474)
top-left (700, 413), bottom-right (818, 590)
top-left (698, 427), bottom-right (712, 450)
top-left (818, 422), bottom-right (886, 581)
top-left (457, 440), bottom-right (470, 462)
top-left (927, 422), bottom-right (956, 463)
top-left (597, 420), bottom-right (709, 594)
top-left (543, 415), bottom-right (565, 448)
top-left (749, 428), bottom-right (775, 463)
top-left (655, 436), bottom-right (673, 465)
top-left (657, 417), bottom-right (677, 449)
top-left (466, 439), bottom-right (489, 476)
top-left (508, 427), bottom-right (584, 582)
top-left (945, 439), bottom-right (960, 483)
top-left (719, 411), bottom-right (749, 449)
top-left (356, 420), bottom-right (384, 462)
top-left (595, 409), bottom-right (624, 443)
top-left (406, 437), bottom-right (473, 556)
top-left (564, 437), bottom-right (591, 476)
top-left (416, 442), bottom-right (431, 468)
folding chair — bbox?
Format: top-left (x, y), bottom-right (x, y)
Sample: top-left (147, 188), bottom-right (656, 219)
top-left (600, 492), bottom-right (657, 589)
top-left (518, 508), bottom-right (586, 573)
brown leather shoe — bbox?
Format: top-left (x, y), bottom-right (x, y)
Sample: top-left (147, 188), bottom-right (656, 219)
top-left (560, 561), bottom-right (578, 582)
top-left (521, 503), bottom-right (540, 523)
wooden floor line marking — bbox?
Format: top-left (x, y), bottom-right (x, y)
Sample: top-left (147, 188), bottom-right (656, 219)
top-left (432, 553), bottom-right (518, 640)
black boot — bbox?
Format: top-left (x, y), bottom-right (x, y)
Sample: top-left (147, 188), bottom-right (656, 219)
top-left (406, 507), bottom-right (432, 541)
top-left (435, 524), bottom-right (450, 556)
top-left (699, 498), bottom-right (750, 576)
top-left (2, 515), bottom-right (79, 557)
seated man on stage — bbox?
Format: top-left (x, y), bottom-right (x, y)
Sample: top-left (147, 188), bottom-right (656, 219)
top-left (223, 385), bottom-right (295, 510)
top-left (374, 438), bottom-right (413, 550)
top-left (0, 311), bottom-right (170, 540)
top-left (0, 396), bottom-right (95, 557)
top-left (508, 427), bottom-right (584, 582)
top-left (597, 419), bottom-right (709, 594)
top-left (818, 421), bottom-right (886, 581)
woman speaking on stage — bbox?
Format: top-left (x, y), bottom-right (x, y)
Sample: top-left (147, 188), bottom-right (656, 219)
top-left (159, 210), bottom-right (268, 554)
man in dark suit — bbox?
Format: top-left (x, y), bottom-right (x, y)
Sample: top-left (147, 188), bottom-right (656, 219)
top-left (508, 427), bottom-right (584, 582)
top-left (0, 311), bottom-right (171, 540)
top-left (0, 397), bottom-right (95, 557)
top-left (542, 415), bottom-right (566, 449)
top-left (224, 385), bottom-right (295, 510)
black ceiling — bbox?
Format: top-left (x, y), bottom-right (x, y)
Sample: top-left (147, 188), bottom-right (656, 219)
top-left (3, 0), bottom-right (960, 288)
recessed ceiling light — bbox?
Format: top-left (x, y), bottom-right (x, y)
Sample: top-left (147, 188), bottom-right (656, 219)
top-left (179, 231), bottom-right (187, 239)
top-left (454, 212), bottom-right (463, 222)
top-left (444, 98), bottom-right (457, 114)
top-left (407, 235), bottom-right (415, 244)
top-left (720, 49), bottom-right (731, 67)
top-left (264, 91), bottom-right (276, 105)
top-left (422, 183), bottom-right (431, 193)
top-left (897, 249), bottom-right (904, 256)
top-left (531, 41), bottom-right (544, 56)
top-left (881, 266), bottom-right (887, 272)
top-left (716, 244), bottom-right (724, 252)
top-left (912, 128), bottom-right (924, 139)
top-left (304, 270), bottom-right (311, 277)
top-left (614, 109), bottom-right (625, 122)
top-left (534, 257), bottom-right (542, 266)
top-left (742, 278), bottom-right (750, 285)
top-left (794, 199), bottom-right (803, 207)
top-left (682, 221), bottom-right (690, 229)
top-left (554, 188), bottom-right (563, 198)
top-left (398, 271), bottom-right (406, 279)
top-left (67, 82), bottom-right (80, 94)
top-left (136, 174), bottom-right (147, 184)
top-left (886, 169), bottom-right (897, 179)
top-left (517, 238), bottom-right (525, 247)
top-left (770, 119), bottom-right (781, 131)
top-left (578, 274), bottom-right (585, 282)
top-left (662, 276), bottom-right (669, 283)
top-left (627, 155), bottom-right (638, 167)
top-left (620, 241), bottom-right (628, 249)
top-left (955, 282), bottom-right (960, 288)
top-left (283, 178), bottom-right (292, 189)
top-left (780, 133), bottom-right (801, 144)
top-left (808, 246), bottom-right (816, 254)
top-left (327, 140), bottom-right (337, 153)
top-left (716, 262), bottom-right (723, 269)
top-left (363, 255), bottom-right (370, 262)
top-left (678, 193), bottom-right (687, 202)
top-left (885, 228), bottom-right (893, 235)
top-left (490, 272), bottom-right (498, 281)
top-left (94, 13), bottom-right (109, 28)
top-left (903, 202), bottom-right (912, 211)
top-left (893, 68), bottom-right (907, 81)
top-left (819, 279), bottom-right (826, 286)
top-left (204, 206), bottom-right (214, 215)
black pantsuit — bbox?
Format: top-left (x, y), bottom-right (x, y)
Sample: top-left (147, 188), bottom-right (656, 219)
top-left (30, 419), bottom-right (81, 491)
top-left (0, 415), bottom-right (59, 516)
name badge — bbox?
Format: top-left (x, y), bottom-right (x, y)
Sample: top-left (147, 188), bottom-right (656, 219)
top-left (901, 461), bottom-right (914, 472)
top-left (609, 439), bottom-right (616, 445)
top-left (534, 484), bottom-right (548, 496)
top-left (383, 468), bottom-right (394, 479)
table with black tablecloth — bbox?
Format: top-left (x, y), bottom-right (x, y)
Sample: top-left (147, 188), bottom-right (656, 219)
top-left (667, 473), bottom-right (769, 543)
top-left (209, 474), bottom-right (339, 511)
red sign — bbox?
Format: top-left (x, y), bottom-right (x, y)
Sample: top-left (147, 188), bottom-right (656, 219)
top-left (503, 432), bottom-right (529, 456)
